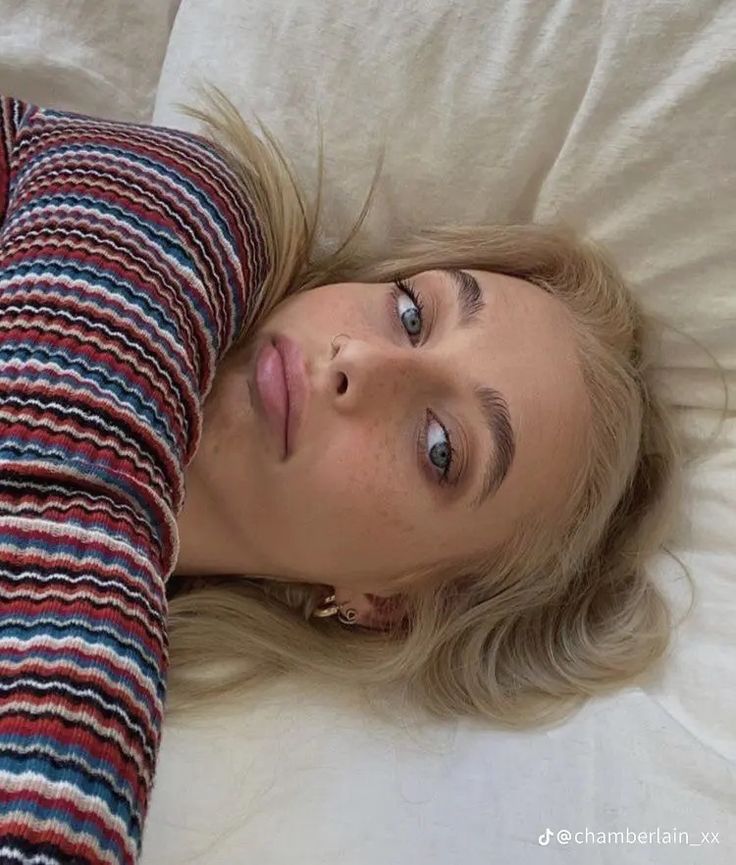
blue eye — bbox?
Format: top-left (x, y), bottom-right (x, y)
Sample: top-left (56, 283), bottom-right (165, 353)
top-left (393, 278), bottom-right (424, 344)
top-left (391, 279), bottom-right (457, 487)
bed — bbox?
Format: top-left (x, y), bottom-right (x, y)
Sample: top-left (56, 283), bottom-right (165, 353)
top-left (1, 1), bottom-right (734, 863)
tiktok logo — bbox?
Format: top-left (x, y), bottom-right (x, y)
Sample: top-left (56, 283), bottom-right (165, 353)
top-left (539, 828), bottom-right (553, 846)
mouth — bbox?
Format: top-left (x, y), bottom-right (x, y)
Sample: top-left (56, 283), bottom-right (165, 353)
top-left (251, 334), bottom-right (307, 459)
top-left (273, 335), bottom-right (307, 459)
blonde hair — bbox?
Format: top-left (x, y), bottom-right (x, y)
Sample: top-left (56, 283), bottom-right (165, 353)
top-left (163, 82), bottom-right (726, 731)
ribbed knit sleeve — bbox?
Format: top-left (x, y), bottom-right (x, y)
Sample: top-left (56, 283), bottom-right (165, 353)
top-left (0, 96), bottom-right (267, 864)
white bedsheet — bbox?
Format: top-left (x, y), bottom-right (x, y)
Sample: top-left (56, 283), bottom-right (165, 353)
top-left (144, 2), bottom-right (735, 862)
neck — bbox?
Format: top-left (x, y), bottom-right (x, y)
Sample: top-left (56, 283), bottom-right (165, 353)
top-left (173, 467), bottom-right (250, 577)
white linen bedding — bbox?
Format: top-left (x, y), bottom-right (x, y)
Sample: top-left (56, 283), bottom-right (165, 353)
top-left (1, 0), bottom-right (733, 862)
top-left (0, 0), bottom-right (180, 122)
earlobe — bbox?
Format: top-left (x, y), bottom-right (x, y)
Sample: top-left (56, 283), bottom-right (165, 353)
top-left (332, 586), bottom-right (409, 631)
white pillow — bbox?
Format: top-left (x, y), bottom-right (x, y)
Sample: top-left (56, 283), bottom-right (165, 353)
top-left (153, 0), bottom-right (736, 394)
top-left (0, 0), bottom-right (181, 122)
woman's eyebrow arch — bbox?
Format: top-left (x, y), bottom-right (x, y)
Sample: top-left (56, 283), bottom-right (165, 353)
top-left (469, 385), bottom-right (516, 508)
top-left (435, 268), bottom-right (516, 509)
top-left (436, 268), bottom-right (486, 328)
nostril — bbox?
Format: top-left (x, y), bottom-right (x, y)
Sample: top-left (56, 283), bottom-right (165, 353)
top-left (337, 372), bottom-right (348, 395)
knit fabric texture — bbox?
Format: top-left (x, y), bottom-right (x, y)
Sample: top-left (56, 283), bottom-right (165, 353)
top-left (0, 96), bottom-right (267, 863)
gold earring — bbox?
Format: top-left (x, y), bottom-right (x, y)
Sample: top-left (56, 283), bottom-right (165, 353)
top-left (311, 592), bottom-right (358, 625)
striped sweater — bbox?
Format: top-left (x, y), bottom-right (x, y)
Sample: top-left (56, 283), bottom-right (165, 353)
top-left (0, 96), bottom-right (267, 863)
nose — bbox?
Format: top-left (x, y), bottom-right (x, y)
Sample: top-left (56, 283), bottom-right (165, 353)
top-left (325, 335), bottom-right (447, 413)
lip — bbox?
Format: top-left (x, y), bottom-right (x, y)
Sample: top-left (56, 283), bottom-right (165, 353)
top-left (273, 334), bottom-right (307, 459)
top-left (251, 335), bottom-right (307, 459)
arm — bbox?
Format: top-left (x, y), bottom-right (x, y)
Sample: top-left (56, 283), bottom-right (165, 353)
top-left (0, 96), bottom-right (267, 863)
top-left (0, 96), bottom-right (26, 225)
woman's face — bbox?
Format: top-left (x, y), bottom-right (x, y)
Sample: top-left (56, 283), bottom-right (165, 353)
top-left (177, 269), bottom-right (589, 598)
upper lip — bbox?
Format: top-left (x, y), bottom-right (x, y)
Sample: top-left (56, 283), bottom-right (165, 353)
top-left (272, 335), bottom-right (308, 458)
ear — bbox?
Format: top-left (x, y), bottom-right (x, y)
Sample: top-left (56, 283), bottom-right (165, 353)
top-left (332, 585), bottom-right (410, 631)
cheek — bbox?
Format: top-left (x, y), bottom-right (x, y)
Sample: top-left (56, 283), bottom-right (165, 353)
top-left (308, 423), bottom-right (416, 530)
top-left (267, 285), bottom-right (365, 338)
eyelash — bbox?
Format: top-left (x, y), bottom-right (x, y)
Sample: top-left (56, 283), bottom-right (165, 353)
top-left (390, 278), bottom-right (458, 487)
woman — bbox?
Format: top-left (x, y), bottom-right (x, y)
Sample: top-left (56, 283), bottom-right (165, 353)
top-left (0, 85), bottom-right (704, 865)
top-left (164, 84), bottom-right (690, 730)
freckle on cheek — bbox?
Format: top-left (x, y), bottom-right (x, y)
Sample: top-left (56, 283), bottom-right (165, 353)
top-left (327, 436), bottom-right (414, 528)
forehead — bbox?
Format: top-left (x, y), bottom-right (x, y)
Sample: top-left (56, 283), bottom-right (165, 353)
top-left (427, 267), bottom-right (582, 374)
top-left (449, 269), bottom-right (589, 519)
top-left (469, 269), bottom-right (581, 360)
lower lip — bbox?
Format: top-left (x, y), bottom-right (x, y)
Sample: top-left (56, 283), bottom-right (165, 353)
top-left (254, 341), bottom-right (288, 458)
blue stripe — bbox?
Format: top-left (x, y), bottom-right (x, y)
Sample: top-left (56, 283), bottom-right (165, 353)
top-left (0, 344), bottom-right (180, 454)
top-left (0, 770), bottom-right (134, 850)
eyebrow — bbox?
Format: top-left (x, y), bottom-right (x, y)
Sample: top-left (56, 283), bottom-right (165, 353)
top-left (437, 269), bottom-right (517, 509)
